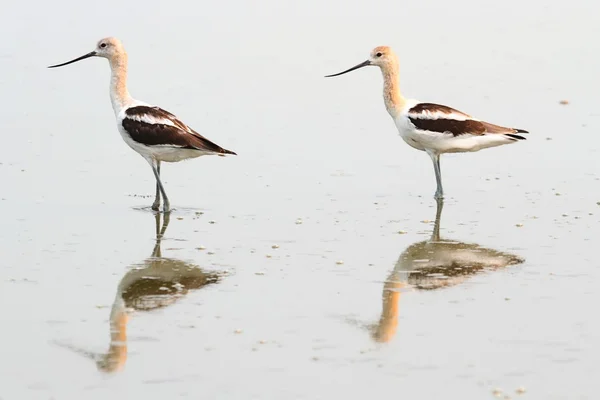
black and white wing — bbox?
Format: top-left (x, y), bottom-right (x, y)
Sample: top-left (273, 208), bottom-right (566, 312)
top-left (122, 106), bottom-right (236, 154)
top-left (407, 103), bottom-right (528, 140)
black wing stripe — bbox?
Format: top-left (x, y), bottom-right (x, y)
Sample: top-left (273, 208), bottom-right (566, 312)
top-left (408, 117), bottom-right (486, 136)
top-left (123, 119), bottom-right (203, 148)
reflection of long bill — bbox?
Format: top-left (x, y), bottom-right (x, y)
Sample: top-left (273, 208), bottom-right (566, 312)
top-left (56, 213), bottom-right (223, 372)
top-left (371, 200), bottom-right (524, 343)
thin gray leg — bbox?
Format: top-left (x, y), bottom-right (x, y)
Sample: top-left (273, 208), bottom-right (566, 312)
top-left (151, 161), bottom-right (161, 211)
top-left (428, 152), bottom-right (444, 200)
top-left (149, 160), bottom-right (170, 213)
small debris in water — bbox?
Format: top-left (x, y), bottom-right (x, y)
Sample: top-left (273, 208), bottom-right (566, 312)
top-left (492, 388), bottom-right (503, 397)
top-left (546, 137), bottom-right (552, 140)
top-left (209, 220), bottom-right (216, 224)
top-left (295, 218), bottom-right (303, 225)
top-left (311, 356), bottom-right (319, 361)
top-left (259, 340), bottom-right (267, 344)
top-left (272, 244), bottom-right (280, 249)
top-left (196, 246), bottom-right (206, 251)
top-left (255, 272), bottom-right (265, 276)
top-left (234, 329), bottom-right (243, 334)
top-left (562, 214), bottom-right (568, 217)
top-left (398, 230), bottom-right (408, 234)
top-left (177, 217), bottom-right (183, 220)
top-left (505, 297), bottom-right (511, 301)
top-left (555, 192), bottom-right (561, 196)
top-left (207, 251), bottom-right (215, 255)
top-left (516, 223), bottom-right (524, 228)
top-left (195, 211), bottom-right (204, 216)
top-left (516, 387), bottom-right (526, 395)
top-left (559, 99), bottom-right (569, 105)
top-left (266, 254), bottom-right (272, 258)
top-left (336, 260), bottom-right (344, 265)
top-left (421, 220), bottom-right (431, 224)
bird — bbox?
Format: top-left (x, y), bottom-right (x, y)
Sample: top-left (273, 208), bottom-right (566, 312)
top-left (48, 37), bottom-right (236, 213)
top-left (325, 46), bottom-right (528, 200)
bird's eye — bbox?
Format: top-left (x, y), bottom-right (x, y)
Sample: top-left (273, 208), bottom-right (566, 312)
top-left (376, 52), bottom-right (382, 57)
top-left (100, 43), bottom-right (107, 48)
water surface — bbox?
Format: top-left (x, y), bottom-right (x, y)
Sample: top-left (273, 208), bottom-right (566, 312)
top-left (1, 0), bottom-right (599, 398)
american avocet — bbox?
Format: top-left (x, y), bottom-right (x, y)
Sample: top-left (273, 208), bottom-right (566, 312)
top-left (326, 46), bottom-right (528, 200)
top-left (48, 37), bottom-right (236, 212)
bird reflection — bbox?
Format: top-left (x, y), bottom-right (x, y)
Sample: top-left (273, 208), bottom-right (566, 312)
top-left (371, 199), bottom-right (524, 343)
top-left (59, 213), bottom-right (222, 372)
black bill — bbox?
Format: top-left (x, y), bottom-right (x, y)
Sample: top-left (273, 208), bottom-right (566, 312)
top-left (48, 51), bottom-right (97, 68)
top-left (325, 60), bottom-right (371, 77)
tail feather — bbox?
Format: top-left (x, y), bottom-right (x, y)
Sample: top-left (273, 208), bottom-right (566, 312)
top-left (505, 133), bottom-right (527, 141)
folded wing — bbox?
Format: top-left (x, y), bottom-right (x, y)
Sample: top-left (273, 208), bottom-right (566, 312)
top-left (122, 106), bottom-right (236, 154)
top-left (407, 103), bottom-right (528, 140)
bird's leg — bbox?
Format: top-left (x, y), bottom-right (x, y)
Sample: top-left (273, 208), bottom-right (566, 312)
top-left (428, 152), bottom-right (444, 200)
top-left (151, 161), bottom-right (161, 211)
top-left (149, 159), bottom-right (170, 213)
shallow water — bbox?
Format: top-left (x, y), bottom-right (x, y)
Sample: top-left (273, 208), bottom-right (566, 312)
top-left (1, 0), bottom-right (599, 398)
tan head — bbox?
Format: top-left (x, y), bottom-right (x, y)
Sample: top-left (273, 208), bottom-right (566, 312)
top-left (325, 45), bottom-right (398, 78)
top-left (368, 46), bottom-right (397, 68)
top-left (48, 37), bottom-right (126, 68)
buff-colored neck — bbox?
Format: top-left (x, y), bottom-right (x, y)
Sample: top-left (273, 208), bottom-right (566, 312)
top-left (380, 61), bottom-right (406, 118)
top-left (109, 53), bottom-right (133, 113)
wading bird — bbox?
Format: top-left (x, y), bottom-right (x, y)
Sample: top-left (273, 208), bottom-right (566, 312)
top-left (49, 37), bottom-right (236, 212)
top-left (326, 46), bottom-right (527, 200)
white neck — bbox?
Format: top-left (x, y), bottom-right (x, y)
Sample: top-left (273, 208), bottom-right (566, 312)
top-left (109, 54), bottom-right (133, 114)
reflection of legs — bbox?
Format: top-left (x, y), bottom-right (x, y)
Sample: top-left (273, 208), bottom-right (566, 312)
top-left (151, 161), bottom-right (161, 211)
top-left (152, 212), bottom-right (170, 257)
top-left (160, 212), bottom-right (170, 237)
top-left (428, 151), bottom-right (443, 200)
top-left (431, 197), bottom-right (444, 242)
top-left (154, 211), bottom-right (161, 237)
top-left (148, 159), bottom-right (170, 213)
